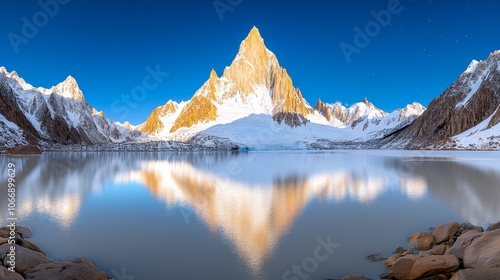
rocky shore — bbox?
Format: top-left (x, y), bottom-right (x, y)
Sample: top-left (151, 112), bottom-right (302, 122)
top-left (0, 226), bottom-right (108, 280)
top-left (335, 221), bottom-right (500, 280)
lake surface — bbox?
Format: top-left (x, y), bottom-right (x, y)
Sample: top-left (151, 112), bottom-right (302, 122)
top-left (1, 151), bottom-right (500, 279)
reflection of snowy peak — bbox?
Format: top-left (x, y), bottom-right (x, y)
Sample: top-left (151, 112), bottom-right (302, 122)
top-left (0, 67), bottom-right (139, 148)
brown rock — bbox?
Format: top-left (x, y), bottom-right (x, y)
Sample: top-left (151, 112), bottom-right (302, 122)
top-left (0, 226), bottom-right (33, 239)
top-left (461, 223), bottom-right (484, 234)
top-left (19, 239), bottom-right (46, 255)
top-left (407, 231), bottom-right (436, 251)
top-left (0, 244), bottom-right (52, 275)
top-left (0, 237), bottom-right (8, 245)
top-left (25, 258), bottom-right (108, 280)
top-left (450, 230), bottom-right (483, 259)
top-left (420, 244), bottom-right (447, 256)
top-left (390, 254), bottom-right (460, 280)
top-left (450, 268), bottom-right (500, 280)
top-left (486, 221), bottom-right (500, 231)
top-left (385, 254), bottom-right (402, 268)
top-left (433, 222), bottom-right (461, 244)
top-left (463, 229), bottom-right (500, 268)
top-left (393, 247), bottom-right (406, 254)
top-left (0, 267), bottom-right (24, 280)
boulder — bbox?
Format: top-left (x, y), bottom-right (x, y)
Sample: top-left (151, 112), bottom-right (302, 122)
top-left (450, 230), bottom-right (483, 259)
top-left (420, 244), bottom-right (447, 256)
top-left (0, 237), bottom-right (8, 245)
top-left (0, 226), bottom-right (33, 239)
top-left (463, 229), bottom-right (500, 268)
top-left (385, 254), bottom-right (402, 268)
top-left (432, 222), bottom-right (460, 244)
top-left (389, 254), bottom-right (459, 280)
top-left (19, 239), bottom-right (46, 255)
top-left (393, 247), bottom-right (406, 254)
top-left (461, 223), bottom-right (483, 234)
top-left (0, 266), bottom-right (25, 280)
top-left (0, 244), bottom-right (52, 274)
top-left (450, 268), bottom-right (500, 280)
top-left (25, 258), bottom-right (108, 280)
top-left (486, 222), bottom-right (500, 231)
top-left (407, 231), bottom-right (436, 251)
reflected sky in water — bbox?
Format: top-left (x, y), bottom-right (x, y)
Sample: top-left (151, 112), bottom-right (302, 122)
top-left (0, 151), bottom-right (499, 279)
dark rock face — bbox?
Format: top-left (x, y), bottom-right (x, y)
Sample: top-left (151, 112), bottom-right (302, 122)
top-left (272, 112), bottom-right (310, 127)
top-left (392, 52), bottom-right (500, 148)
top-left (0, 69), bottom-right (139, 148)
top-left (0, 80), bottom-right (40, 145)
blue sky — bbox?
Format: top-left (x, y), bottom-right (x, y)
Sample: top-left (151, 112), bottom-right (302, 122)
top-left (1, 0), bottom-right (500, 124)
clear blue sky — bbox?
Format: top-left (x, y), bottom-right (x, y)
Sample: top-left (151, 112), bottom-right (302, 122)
top-left (1, 0), bottom-right (500, 124)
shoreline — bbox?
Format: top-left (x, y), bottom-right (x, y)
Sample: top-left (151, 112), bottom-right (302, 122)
top-left (2, 221), bottom-right (500, 279)
top-left (0, 226), bottom-right (109, 280)
top-left (336, 221), bottom-right (500, 280)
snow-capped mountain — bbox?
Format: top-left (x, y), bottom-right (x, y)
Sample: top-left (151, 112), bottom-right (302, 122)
top-left (387, 51), bottom-right (500, 149)
top-left (138, 26), bottom-right (425, 148)
top-left (140, 26), bottom-right (314, 137)
top-left (0, 67), bottom-right (139, 149)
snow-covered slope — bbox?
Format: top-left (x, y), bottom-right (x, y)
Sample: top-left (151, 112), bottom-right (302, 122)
top-left (137, 26), bottom-right (426, 149)
top-left (0, 67), bottom-right (140, 149)
top-left (388, 50), bottom-right (500, 149)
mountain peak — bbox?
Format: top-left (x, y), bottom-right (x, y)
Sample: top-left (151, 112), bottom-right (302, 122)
top-left (52, 75), bottom-right (85, 101)
top-left (236, 26), bottom-right (269, 60)
top-left (248, 26), bottom-right (262, 40)
top-left (210, 68), bottom-right (218, 79)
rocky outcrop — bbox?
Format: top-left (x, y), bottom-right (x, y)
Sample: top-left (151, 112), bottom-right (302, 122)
top-left (463, 229), bottom-right (500, 268)
top-left (140, 100), bottom-right (178, 135)
top-left (170, 95), bottom-right (218, 132)
top-left (25, 258), bottom-right (108, 280)
top-left (433, 222), bottom-right (461, 244)
top-left (364, 221), bottom-right (500, 280)
top-left (0, 226), bottom-right (108, 280)
top-left (389, 254), bottom-right (459, 279)
top-left (407, 231), bottom-right (435, 251)
top-left (450, 268), bottom-right (500, 280)
top-left (272, 112), bottom-right (309, 127)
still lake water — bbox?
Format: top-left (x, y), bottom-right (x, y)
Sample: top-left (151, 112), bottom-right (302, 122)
top-left (1, 151), bottom-right (500, 279)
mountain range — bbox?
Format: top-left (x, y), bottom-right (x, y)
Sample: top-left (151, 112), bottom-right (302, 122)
top-left (1, 27), bottom-right (499, 151)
